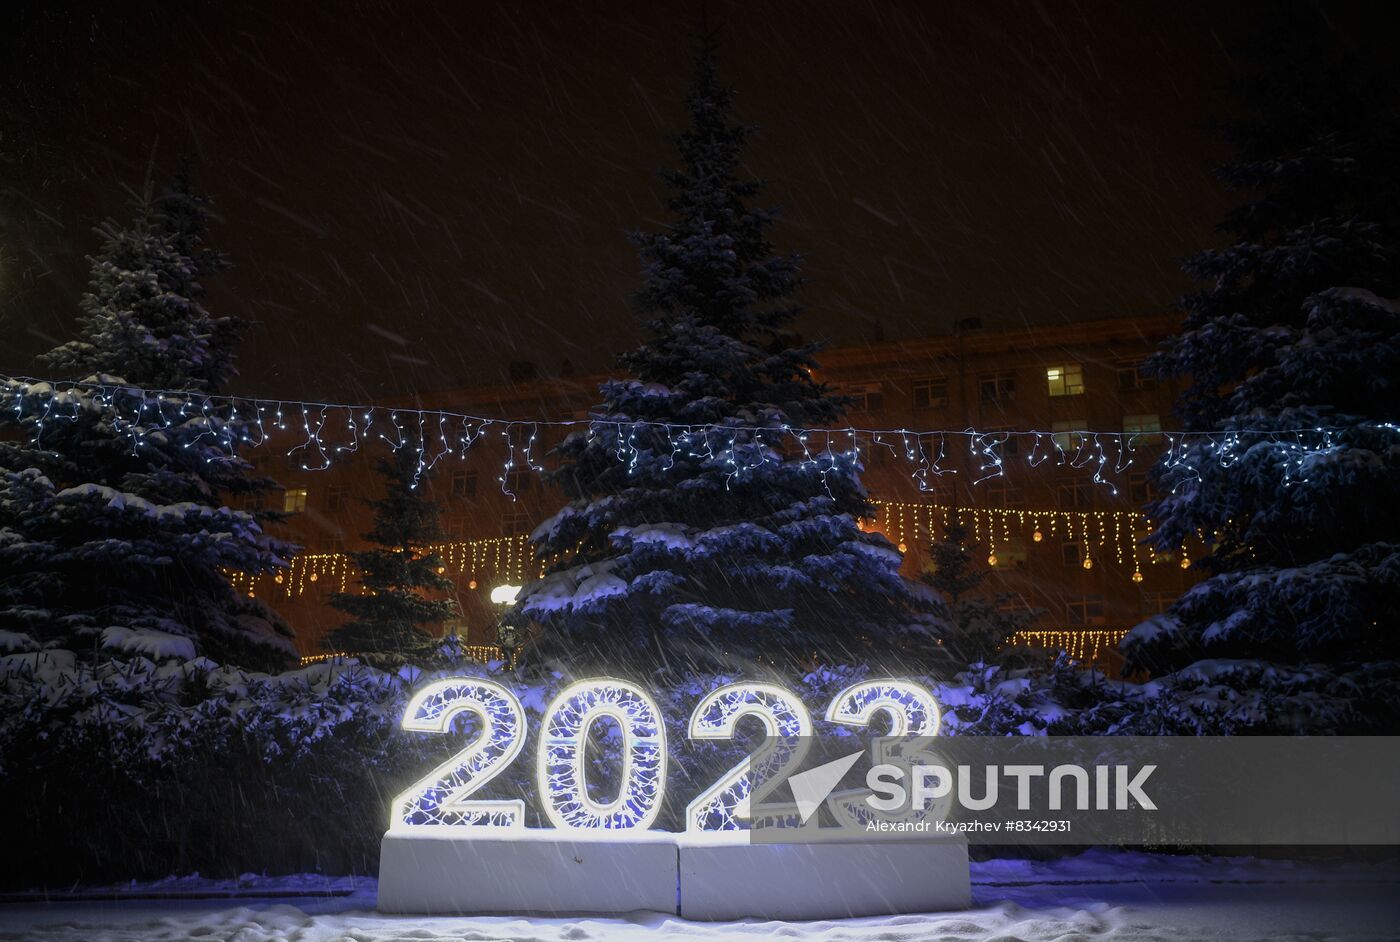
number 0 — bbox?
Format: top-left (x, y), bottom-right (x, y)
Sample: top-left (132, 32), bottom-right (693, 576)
top-left (537, 679), bottom-right (667, 831)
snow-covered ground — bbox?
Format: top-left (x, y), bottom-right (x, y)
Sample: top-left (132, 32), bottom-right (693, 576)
top-left (2, 852), bottom-right (1397, 941)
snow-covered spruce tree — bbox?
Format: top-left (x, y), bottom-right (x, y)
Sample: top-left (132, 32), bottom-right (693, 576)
top-left (920, 522), bottom-right (1039, 668)
top-left (0, 177), bottom-right (297, 669)
top-left (327, 445), bottom-right (456, 663)
top-left (505, 46), bottom-right (943, 676)
top-left (1125, 12), bottom-right (1400, 730)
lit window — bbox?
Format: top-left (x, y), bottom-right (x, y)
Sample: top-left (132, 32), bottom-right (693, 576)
top-left (1052, 419), bottom-right (1087, 452)
top-left (283, 488), bottom-right (308, 514)
top-left (1046, 364), bottom-right (1084, 397)
top-left (1117, 360), bottom-right (1157, 391)
top-left (978, 373), bottom-right (1016, 403)
top-left (844, 383), bottom-right (885, 413)
top-left (451, 470), bottom-right (478, 499)
top-left (911, 378), bottom-right (948, 410)
top-left (1123, 414), bottom-right (1162, 446)
top-left (1066, 597), bottom-right (1106, 626)
top-left (501, 512), bottom-right (530, 536)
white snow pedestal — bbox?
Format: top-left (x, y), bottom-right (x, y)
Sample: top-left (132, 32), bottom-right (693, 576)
top-left (378, 830), bottom-right (969, 919)
top-left (679, 833), bottom-right (969, 920)
top-left (377, 831), bottom-right (680, 915)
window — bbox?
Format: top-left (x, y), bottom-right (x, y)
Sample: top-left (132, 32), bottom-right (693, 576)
top-left (912, 378), bottom-right (948, 410)
top-left (325, 486), bottom-right (350, 512)
top-left (501, 512), bottom-right (530, 536)
top-left (1117, 360), bottom-right (1157, 391)
top-left (989, 537), bottom-right (1028, 568)
top-left (983, 428), bottom-right (1021, 457)
top-left (845, 383), bottom-right (885, 413)
top-left (283, 488), bottom-right (308, 514)
top-left (922, 483), bottom-right (954, 507)
top-left (450, 470), bottom-right (478, 499)
top-left (445, 517), bottom-right (466, 539)
top-left (1128, 470), bottom-right (1156, 504)
top-left (1061, 542), bottom-right (1082, 567)
top-left (1066, 597), bottom-right (1106, 626)
top-left (504, 470), bottom-right (533, 494)
top-left (1046, 364), bottom-right (1084, 397)
top-left (1123, 413), bottom-right (1161, 436)
top-left (1057, 480), bottom-right (1094, 510)
top-left (978, 373), bottom-right (1016, 403)
top-left (985, 478), bottom-right (1024, 508)
top-left (1052, 419), bottom-right (1087, 453)
top-left (1142, 591), bottom-right (1175, 616)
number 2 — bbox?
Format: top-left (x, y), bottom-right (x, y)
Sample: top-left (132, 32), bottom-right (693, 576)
top-left (391, 679), bottom-right (527, 832)
top-left (685, 682), bottom-right (812, 832)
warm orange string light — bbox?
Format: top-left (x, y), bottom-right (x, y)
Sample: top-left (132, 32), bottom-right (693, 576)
top-left (1007, 628), bottom-right (1130, 662)
top-left (870, 500), bottom-right (1185, 583)
top-left (226, 535), bottom-right (538, 599)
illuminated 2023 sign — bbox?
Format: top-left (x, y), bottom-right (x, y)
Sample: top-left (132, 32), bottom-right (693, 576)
top-left (390, 678), bottom-right (941, 834)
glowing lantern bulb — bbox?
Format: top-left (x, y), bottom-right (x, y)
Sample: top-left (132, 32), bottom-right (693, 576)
top-left (1132, 570), bottom-right (1144, 583)
top-left (437, 566), bottom-right (446, 574)
top-left (987, 554), bottom-right (998, 567)
top-left (1082, 555), bottom-right (1093, 571)
top-left (897, 542), bottom-right (907, 553)
top-left (469, 579), bottom-right (478, 590)
top-left (1032, 530), bottom-right (1043, 543)
top-left (309, 573), bottom-right (318, 582)
top-left (1180, 557), bottom-right (1190, 570)
top-left (274, 574), bottom-right (284, 584)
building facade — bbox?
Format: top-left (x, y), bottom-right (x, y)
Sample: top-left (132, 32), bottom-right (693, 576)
top-left (248, 314), bottom-right (1193, 667)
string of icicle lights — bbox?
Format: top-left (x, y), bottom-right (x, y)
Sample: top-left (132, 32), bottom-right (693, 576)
top-left (6, 374), bottom-right (1391, 498)
top-left (226, 535), bottom-right (541, 600)
top-left (1007, 629), bottom-right (1131, 662)
top-left (869, 499), bottom-right (1191, 582)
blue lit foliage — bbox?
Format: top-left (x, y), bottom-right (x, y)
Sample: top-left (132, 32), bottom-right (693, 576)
top-left (1132, 13), bottom-right (1400, 686)
top-left (508, 45), bottom-right (945, 674)
top-left (0, 177), bottom-right (297, 670)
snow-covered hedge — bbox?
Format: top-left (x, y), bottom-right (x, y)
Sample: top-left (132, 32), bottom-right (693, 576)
top-left (2, 644), bottom-right (1390, 887)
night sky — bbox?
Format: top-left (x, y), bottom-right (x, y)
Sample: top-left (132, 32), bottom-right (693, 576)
top-left (1, 1), bottom-right (1254, 402)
